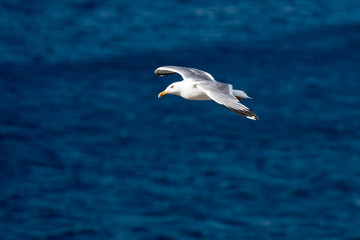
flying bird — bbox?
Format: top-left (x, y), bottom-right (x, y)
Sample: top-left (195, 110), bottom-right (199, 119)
top-left (156, 66), bottom-right (258, 120)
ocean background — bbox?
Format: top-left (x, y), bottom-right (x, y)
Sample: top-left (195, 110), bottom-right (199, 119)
top-left (1, 1), bottom-right (360, 239)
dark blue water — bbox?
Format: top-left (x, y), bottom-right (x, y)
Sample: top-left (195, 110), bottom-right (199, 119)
top-left (1, 1), bottom-right (360, 239)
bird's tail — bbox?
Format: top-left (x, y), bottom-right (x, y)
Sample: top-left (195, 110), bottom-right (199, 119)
top-left (233, 89), bottom-right (253, 100)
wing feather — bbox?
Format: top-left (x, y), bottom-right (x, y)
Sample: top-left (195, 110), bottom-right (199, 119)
top-left (196, 82), bottom-right (258, 120)
top-left (155, 66), bottom-right (215, 81)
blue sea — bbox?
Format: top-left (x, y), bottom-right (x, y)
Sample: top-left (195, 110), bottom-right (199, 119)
top-left (1, 1), bottom-right (360, 239)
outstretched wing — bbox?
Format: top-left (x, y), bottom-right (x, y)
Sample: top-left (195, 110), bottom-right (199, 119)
top-left (196, 82), bottom-right (258, 120)
top-left (155, 66), bottom-right (215, 81)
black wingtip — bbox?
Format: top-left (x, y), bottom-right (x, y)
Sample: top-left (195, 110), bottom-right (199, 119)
top-left (226, 106), bottom-right (259, 120)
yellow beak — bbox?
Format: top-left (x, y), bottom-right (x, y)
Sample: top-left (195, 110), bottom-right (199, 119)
top-left (158, 91), bottom-right (168, 98)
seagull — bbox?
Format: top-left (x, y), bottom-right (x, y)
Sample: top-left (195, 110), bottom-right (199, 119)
top-left (156, 66), bottom-right (258, 120)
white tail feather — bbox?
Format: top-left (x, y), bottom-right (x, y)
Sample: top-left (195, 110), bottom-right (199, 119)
top-left (232, 90), bottom-right (253, 99)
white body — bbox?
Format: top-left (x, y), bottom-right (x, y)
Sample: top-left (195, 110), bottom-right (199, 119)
top-left (178, 81), bottom-right (211, 100)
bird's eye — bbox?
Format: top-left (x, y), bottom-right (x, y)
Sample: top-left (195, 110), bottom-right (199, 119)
top-left (170, 86), bottom-right (174, 88)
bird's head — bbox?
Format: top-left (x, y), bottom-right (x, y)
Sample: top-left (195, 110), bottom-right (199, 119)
top-left (158, 82), bottom-right (182, 98)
